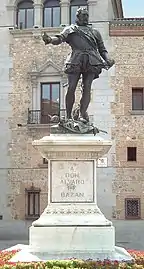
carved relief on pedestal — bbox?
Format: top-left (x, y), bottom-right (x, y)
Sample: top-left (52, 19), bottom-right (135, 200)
top-left (41, 151), bottom-right (98, 160)
top-left (44, 207), bottom-right (101, 215)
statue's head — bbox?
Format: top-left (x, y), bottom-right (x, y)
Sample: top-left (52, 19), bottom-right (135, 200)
top-left (75, 8), bottom-right (89, 26)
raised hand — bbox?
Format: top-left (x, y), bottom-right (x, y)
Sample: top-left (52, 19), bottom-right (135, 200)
top-left (106, 58), bottom-right (115, 68)
top-left (42, 32), bottom-right (52, 45)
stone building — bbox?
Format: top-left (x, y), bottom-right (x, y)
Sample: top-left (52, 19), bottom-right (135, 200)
top-left (0, 0), bottom-right (124, 222)
top-left (110, 19), bottom-right (144, 220)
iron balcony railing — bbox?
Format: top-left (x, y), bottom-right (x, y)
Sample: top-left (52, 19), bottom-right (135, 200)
top-left (27, 108), bottom-right (66, 124)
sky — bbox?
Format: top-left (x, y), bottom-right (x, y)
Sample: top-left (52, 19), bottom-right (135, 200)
top-left (122, 0), bottom-right (144, 17)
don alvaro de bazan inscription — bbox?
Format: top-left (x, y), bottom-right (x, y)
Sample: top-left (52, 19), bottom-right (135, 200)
top-left (50, 160), bottom-right (94, 203)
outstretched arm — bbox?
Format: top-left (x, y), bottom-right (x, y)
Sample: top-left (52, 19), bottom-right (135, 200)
top-left (42, 26), bottom-right (71, 46)
top-left (42, 32), bottom-right (64, 45)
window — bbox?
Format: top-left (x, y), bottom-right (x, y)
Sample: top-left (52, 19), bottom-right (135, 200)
top-left (41, 82), bottom-right (60, 124)
top-left (127, 147), bottom-right (137, 162)
top-left (132, 88), bottom-right (144, 110)
top-left (43, 0), bottom-right (60, 27)
top-left (43, 158), bottom-right (48, 164)
top-left (125, 198), bottom-right (140, 219)
top-left (25, 187), bottom-right (40, 219)
top-left (70, 0), bottom-right (88, 24)
top-left (16, 0), bottom-right (34, 29)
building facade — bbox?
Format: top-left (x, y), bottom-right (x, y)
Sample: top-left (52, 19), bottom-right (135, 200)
top-left (0, 0), bottom-right (125, 222)
top-left (110, 19), bottom-right (144, 220)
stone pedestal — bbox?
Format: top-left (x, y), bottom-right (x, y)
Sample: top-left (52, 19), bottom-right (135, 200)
top-left (9, 134), bottom-right (133, 262)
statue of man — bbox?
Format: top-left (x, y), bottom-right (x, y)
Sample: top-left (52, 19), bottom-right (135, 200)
top-left (42, 8), bottom-right (114, 122)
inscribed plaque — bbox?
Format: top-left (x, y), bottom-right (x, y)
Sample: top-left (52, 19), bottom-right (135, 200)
top-left (50, 160), bottom-right (94, 203)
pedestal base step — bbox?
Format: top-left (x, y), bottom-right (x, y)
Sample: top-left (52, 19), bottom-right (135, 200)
top-left (29, 225), bottom-right (115, 252)
top-left (8, 245), bottom-right (133, 263)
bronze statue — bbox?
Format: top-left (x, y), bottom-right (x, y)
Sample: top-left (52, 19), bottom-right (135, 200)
top-left (42, 8), bottom-right (114, 135)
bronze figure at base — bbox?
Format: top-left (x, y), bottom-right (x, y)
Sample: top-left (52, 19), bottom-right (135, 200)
top-left (49, 106), bottom-right (107, 136)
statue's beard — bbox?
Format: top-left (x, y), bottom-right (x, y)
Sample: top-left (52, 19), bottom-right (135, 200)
top-left (76, 19), bottom-right (88, 26)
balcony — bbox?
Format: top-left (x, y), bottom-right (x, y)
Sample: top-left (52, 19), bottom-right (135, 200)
top-left (27, 108), bottom-right (66, 127)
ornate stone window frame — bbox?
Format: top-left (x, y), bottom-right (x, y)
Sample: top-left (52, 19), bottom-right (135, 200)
top-left (7, 0), bottom-right (71, 27)
top-left (7, 0), bottom-right (43, 27)
top-left (16, 0), bottom-right (34, 29)
top-left (43, 0), bottom-right (61, 27)
top-left (28, 59), bottom-right (67, 113)
top-left (7, 0), bottom-right (100, 28)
